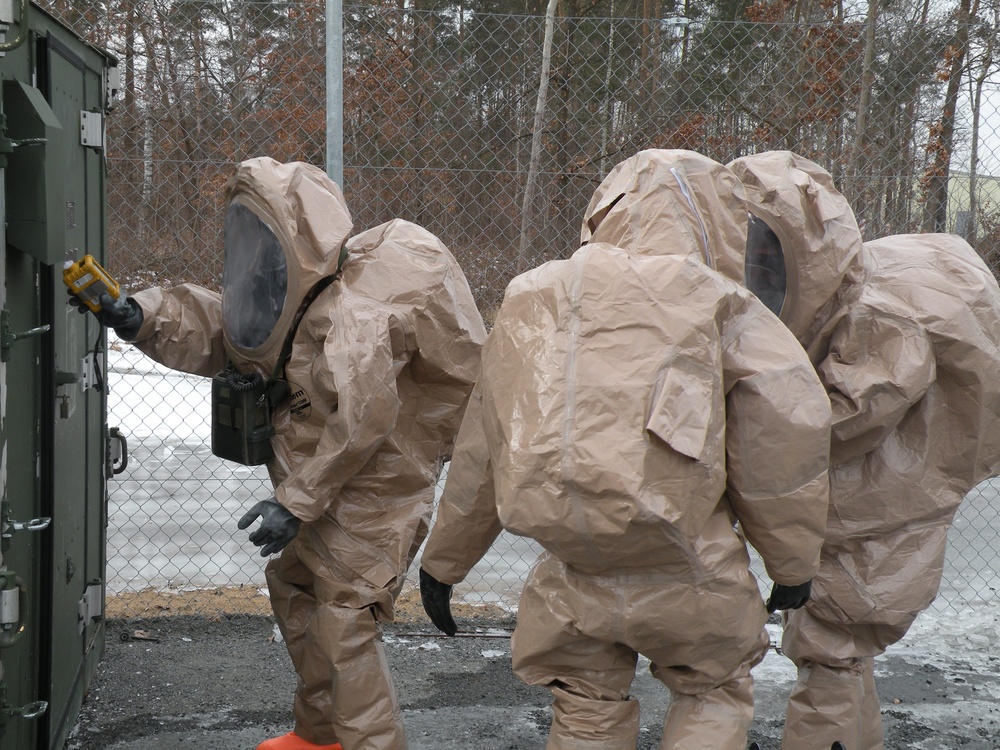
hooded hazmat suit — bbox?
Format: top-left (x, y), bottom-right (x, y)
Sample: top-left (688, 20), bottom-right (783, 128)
top-left (125, 158), bottom-right (486, 749)
top-left (419, 150), bottom-right (832, 750)
top-left (729, 150), bottom-right (1000, 750)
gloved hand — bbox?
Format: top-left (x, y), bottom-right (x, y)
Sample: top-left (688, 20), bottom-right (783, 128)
top-left (766, 579), bottom-right (812, 613)
top-left (67, 289), bottom-right (144, 339)
top-left (237, 497), bottom-right (301, 557)
top-left (419, 568), bottom-right (457, 636)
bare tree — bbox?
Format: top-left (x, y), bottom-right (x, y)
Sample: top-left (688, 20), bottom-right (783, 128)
top-left (922, 0), bottom-right (975, 233)
top-left (966, 3), bottom-right (999, 245)
top-left (844, 0), bottom-right (878, 206)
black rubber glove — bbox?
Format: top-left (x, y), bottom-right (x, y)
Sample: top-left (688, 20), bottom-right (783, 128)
top-left (67, 289), bottom-right (144, 340)
top-left (419, 568), bottom-right (457, 636)
top-left (237, 497), bottom-right (301, 557)
top-left (766, 579), bottom-right (812, 613)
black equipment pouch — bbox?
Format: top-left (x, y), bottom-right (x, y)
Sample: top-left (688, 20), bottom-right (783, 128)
top-left (211, 366), bottom-right (290, 466)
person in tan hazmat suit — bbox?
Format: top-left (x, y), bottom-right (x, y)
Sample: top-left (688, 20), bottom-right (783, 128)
top-left (728, 150), bottom-right (1000, 750)
top-left (416, 149), bottom-right (833, 749)
top-left (69, 157), bottom-right (486, 750)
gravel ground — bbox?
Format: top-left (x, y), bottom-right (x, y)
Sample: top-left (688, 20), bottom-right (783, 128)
top-left (65, 614), bottom-right (1000, 750)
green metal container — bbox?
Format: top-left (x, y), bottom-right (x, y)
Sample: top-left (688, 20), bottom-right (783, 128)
top-left (0, 2), bottom-right (119, 748)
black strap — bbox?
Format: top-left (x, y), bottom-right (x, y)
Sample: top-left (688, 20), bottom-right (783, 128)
top-left (266, 275), bottom-right (335, 385)
top-left (263, 245), bottom-right (350, 397)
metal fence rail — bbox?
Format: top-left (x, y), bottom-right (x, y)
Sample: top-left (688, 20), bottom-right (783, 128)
top-left (35, 0), bottom-right (1000, 618)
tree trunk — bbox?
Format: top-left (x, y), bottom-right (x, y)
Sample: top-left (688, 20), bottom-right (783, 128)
top-left (967, 12), bottom-right (996, 246)
top-left (922, 0), bottom-right (974, 233)
top-left (517, 0), bottom-right (560, 273)
top-left (600, 0), bottom-right (617, 178)
top-left (845, 0), bottom-right (878, 210)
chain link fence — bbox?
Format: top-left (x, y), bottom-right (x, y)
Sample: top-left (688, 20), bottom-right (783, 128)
top-left (36, 0), bottom-right (1000, 618)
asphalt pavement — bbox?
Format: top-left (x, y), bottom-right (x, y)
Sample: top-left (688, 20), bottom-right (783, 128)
top-left (66, 612), bottom-right (1000, 750)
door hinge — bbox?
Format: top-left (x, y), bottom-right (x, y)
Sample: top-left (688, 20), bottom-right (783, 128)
top-left (80, 110), bottom-right (104, 149)
top-left (78, 582), bottom-right (103, 634)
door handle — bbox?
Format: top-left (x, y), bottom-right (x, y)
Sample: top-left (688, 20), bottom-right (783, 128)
top-left (108, 426), bottom-right (128, 475)
top-left (0, 309), bottom-right (51, 362)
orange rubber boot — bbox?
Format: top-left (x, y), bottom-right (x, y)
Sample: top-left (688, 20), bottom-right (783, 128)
top-left (256, 731), bottom-right (343, 750)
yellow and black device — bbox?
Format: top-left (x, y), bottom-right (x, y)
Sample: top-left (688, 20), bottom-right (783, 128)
top-left (62, 254), bottom-right (121, 312)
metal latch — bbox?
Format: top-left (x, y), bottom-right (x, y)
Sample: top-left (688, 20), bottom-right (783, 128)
top-left (0, 109), bottom-right (46, 157)
top-left (1, 503), bottom-right (51, 541)
top-left (0, 681), bottom-right (48, 736)
top-left (1, 500), bottom-right (51, 555)
top-left (4, 701), bottom-right (47, 720)
top-left (0, 309), bottom-right (50, 362)
top-left (0, 572), bottom-right (26, 648)
top-left (77, 582), bottom-right (103, 634)
top-left (7, 701), bottom-right (47, 720)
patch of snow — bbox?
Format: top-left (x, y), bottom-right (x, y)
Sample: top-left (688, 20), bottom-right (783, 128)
top-left (888, 604), bottom-right (1000, 672)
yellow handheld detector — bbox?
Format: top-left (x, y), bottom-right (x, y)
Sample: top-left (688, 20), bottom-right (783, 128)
top-left (63, 255), bottom-right (121, 312)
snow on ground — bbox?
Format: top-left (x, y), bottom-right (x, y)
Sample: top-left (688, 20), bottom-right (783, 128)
top-left (889, 604), bottom-right (1000, 673)
top-left (107, 334), bottom-right (211, 441)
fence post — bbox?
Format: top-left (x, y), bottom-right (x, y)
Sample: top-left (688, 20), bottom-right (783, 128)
top-left (326, 0), bottom-right (344, 187)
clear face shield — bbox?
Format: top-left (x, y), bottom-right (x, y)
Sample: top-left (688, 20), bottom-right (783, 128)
top-left (222, 202), bottom-right (289, 351)
top-left (745, 214), bottom-right (787, 316)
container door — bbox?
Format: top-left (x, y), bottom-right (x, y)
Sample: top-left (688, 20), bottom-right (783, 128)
top-left (1, 19), bottom-right (53, 748)
top-left (36, 29), bottom-right (109, 750)
top-left (1, 6), bottom-right (112, 747)
top-left (0, 192), bottom-right (48, 750)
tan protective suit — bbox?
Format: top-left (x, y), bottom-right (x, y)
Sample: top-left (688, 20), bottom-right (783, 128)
top-left (420, 150), bottom-right (832, 750)
top-left (127, 158), bottom-right (486, 749)
top-left (729, 150), bottom-right (1000, 750)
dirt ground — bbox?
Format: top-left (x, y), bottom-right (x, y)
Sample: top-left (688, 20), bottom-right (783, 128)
top-left (103, 584), bottom-right (507, 622)
top-left (67, 589), bottom-right (1000, 750)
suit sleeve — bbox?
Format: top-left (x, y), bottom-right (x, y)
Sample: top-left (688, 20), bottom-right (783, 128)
top-left (818, 305), bottom-right (935, 466)
top-left (410, 259), bottom-right (487, 389)
top-left (129, 285), bottom-right (228, 377)
top-left (274, 298), bottom-right (402, 522)
top-left (723, 301), bottom-right (831, 585)
top-left (408, 256), bottom-right (488, 461)
top-left (419, 385), bottom-right (502, 585)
